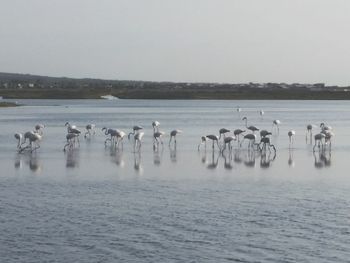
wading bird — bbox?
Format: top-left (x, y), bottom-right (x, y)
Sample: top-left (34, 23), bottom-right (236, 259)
top-left (84, 124), bottom-right (96, 138)
top-left (14, 133), bottom-right (23, 149)
top-left (206, 135), bottom-right (220, 149)
top-left (152, 121), bottom-right (160, 132)
top-left (19, 131), bottom-right (42, 153)
top-left (219, 128), bottom-right (230, 139)
top-left (313, 133), bottom-right (326, 152)
top-left (260, 130), bottom-right (272, 138)
top-left (240, 134), bottom-right (257, 149)
top-left (198, 136), bottom-right (207, 150)
top-left (234, 129), bottom-right (245, 144)
top-left (259, 137), bottom-right (276, 153)
top-left (115, 130), bottom-right (126, 149)
top-left (169, 129), bottom-right (182, 146)
top-left (153, 131), bottom-right (165, 149)
top-left (242, 117), bottom-right (259, 133)
top-left (272, 120), bottom-right (281, 134)
top-left (35, 124), bottom-right (45, 135)
top-left (134, 132), bottom-right (145, 152)
top-left (288, 130), bottom-right (295, 148)
top-left (64, 133), bottom-right (80, 152)
top-left (222, 136), bottom-right (236, 151)
top-left (102, 127), bottom-right (118, 145)
top-left (128, 125), bottom-right (143, 140)
top-left (259, 109), bottom-right (264, 119)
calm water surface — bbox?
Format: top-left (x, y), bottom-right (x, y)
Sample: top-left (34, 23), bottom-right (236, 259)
top-left (0, 99), bottom-right (349, 262)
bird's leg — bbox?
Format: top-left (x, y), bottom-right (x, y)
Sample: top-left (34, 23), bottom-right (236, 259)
top-left (169, 136), bottom-right (172, 146)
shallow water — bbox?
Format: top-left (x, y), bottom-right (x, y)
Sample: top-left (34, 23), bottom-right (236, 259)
top-left (0, 99), bottom-right (350, 262)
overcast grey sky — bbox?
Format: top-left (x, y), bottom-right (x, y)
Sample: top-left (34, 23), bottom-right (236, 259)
top-left (1, 0), bottom-right (350, 85)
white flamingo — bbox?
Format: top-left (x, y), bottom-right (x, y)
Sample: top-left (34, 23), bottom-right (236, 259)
top-left (128, 125), bottom-right (143, 140)
top-left (115, 130), bottom-right (127, 149)
top-left (222, 136), bottom-right (236, 151)
top-left (198, 136), bottom-right (207, 150)
top-left (152, 121), bottom-right (160, 132)
top-left (35, 124), bottom-right (45, 135)
top-left (134, 132), bottom-right (145, 152)
top-left (288, 130), bottom-right (295, 148)
top-left (219, 128), bottom-right (230, 139)
top-left (234, 129), bottom-right (245, 144)
top-left (153, 131), bottom-right (165, 149)
top-left (272, 120), bottom-right (281, 134)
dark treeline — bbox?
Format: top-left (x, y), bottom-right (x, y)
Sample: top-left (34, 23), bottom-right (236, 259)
top-left (1, 72), bottom-right (350, 99)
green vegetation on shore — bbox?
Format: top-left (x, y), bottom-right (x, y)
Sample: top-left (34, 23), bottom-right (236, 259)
top-left (0, 101), bottom-right (18, 107)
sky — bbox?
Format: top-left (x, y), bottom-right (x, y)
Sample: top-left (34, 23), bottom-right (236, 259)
top-left (1, 0), bottom-right (350, 85)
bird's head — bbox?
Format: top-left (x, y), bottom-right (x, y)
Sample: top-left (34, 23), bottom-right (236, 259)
top-left (242, 117), bottom-right (247, 121)
top-left (102, 127), bottom-right (107, 131)
top-left (65, 122), bottom-right (69, 126)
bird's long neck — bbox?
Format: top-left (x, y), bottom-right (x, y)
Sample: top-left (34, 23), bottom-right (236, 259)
top-left (244, 119), bottom-right (248, 128)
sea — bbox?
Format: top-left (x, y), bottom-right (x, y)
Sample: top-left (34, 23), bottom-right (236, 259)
top-left (0, 99), bottom-right (349, 262)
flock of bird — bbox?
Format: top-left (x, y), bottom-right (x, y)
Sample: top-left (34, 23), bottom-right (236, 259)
top-left (13, 107), bottom-right (335, 155)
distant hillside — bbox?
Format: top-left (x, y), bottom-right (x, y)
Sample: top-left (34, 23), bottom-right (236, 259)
top-left (1, 72), bottom-right (350, 99)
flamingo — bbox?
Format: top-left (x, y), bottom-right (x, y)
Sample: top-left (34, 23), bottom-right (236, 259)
top-left (152, 121), bottom-right (160, 132)
top-left (198, 136), bottom-right (207, 150)
top-left (242, 117), bottom-right (259, 133)
top-left (128, 125), bottom-right (143, 140)
top-left (65, 122), bottom-right (81, 145)
top-left (102, 127), bottom-right (118, 145)
top-left (222, 136), bottom-right (236, 151)
top-left (259, 109), bottom-right (264, 119)
top-left (322, 130), bottom-right (334, 149)
top-left (64, 133), bottom-right (80, 152)
top-left (260, 130), bottom-right (272, 138)
top-left (236, 106), bottom-right (242, 118)
top-left (169, 129), bottom-right (182, 146)
top-left (259, 137), bottom-right (276, 153)
top-left (14, 133), bottom-right (23, 149)
top-left (313, 133), bottom-right (326, 152)
top-left (240, 134), bottom-right (257, 148)
top-left (153, 131), bottom-right (165, 149)
top-left (84, 124), bottom-right (96, 138)
top-left (35, 124), bottom-right (45, 135)
top-left (288, 130), bottom-right (295, 148)
top-left (320, 123), bottom-right (332, 132)
top-left (272, 120), bottom-right (281, 134)
top-left (306, 124), bottom-right (313, 143)
top-left (234, 129), bottom-right (245, 144)
top-left (134, 132), bottom-right (145, 152)
top-left (206, 135), bottom-right (220, 149)
top-left (115, 130), bottom-right (126, 149)
top-left (19, 131), bottom-right (42, 153)
top-left (219, 128), bottom-right (230, 139)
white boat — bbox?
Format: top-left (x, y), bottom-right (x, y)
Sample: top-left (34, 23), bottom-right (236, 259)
top-left (100, 95), bottom-right (119, 100)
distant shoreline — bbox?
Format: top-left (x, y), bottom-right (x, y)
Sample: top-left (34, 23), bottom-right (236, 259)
top-left (1, 88), bottom-right (350, 100)
top-left (1, 72), bottom-right (350, 100)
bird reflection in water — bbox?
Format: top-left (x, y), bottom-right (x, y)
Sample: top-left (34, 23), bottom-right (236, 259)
top-left (313, 149), bottom-right (331, 169)
top-left (65, 149), bottom-right (79, 168)
top-left (288, 149), bottom-right (295, 167)
top-left (153, 146), bottom-right (163, 166)
top-left (222, 150), bottom-right (233, 170)
top-left (169, 145), bottom-right (177, 163)
top-left (260, 151), bottom-right (276, 169)
top-left (109, 148), bottom-right (125, 167)
top-left (207, 149), bottom-right (219, 169)
top-left (244, 149), bottom-right (256, 168)
top-left (14, 152), bottom-right (42, 173)
top-left (133, 152), bottom-right (143, 174)
top-left (234, 149), bottom-right (243, 164)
